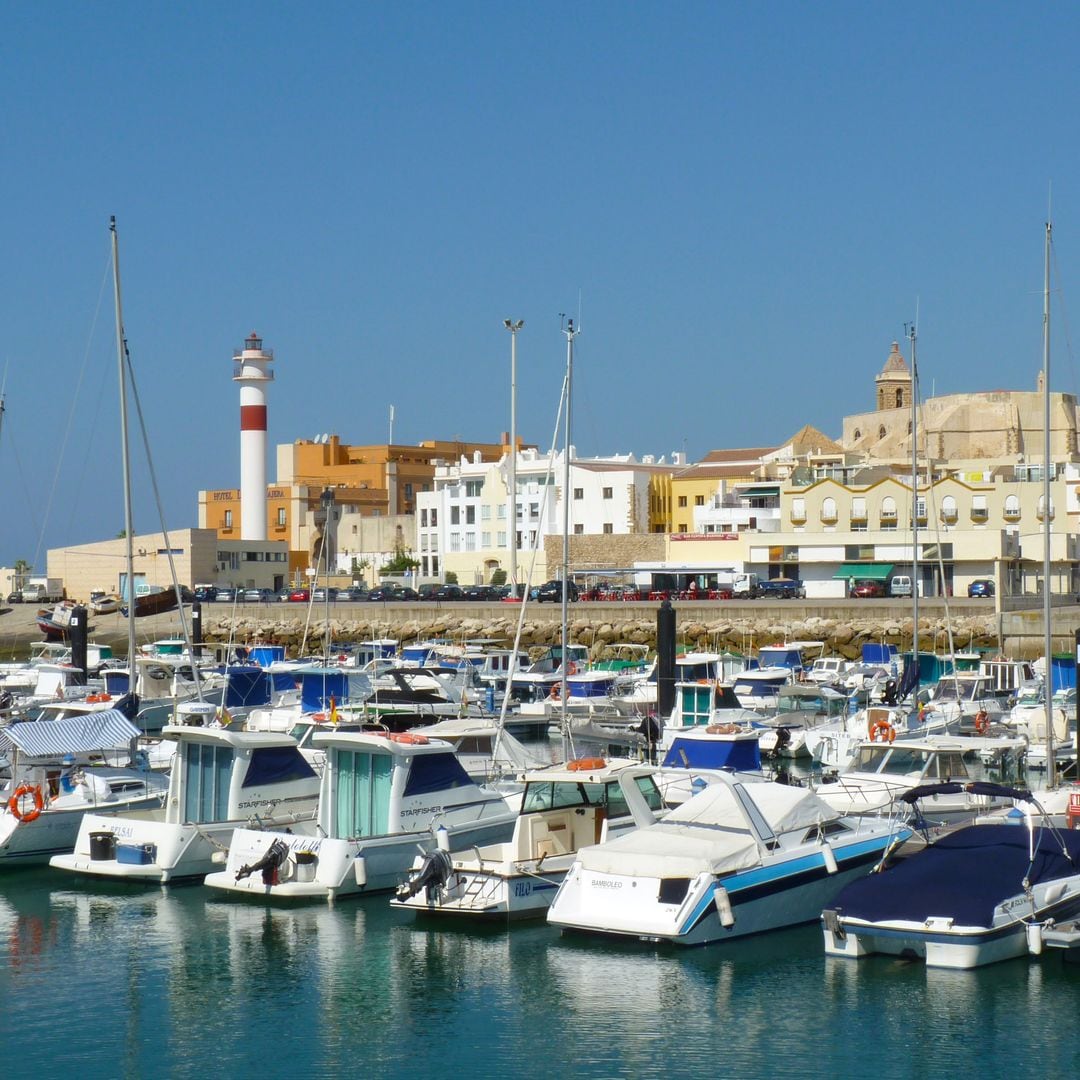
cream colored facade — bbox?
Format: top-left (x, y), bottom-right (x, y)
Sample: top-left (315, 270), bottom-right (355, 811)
top-left (46, 529), bottom-right (289, 602)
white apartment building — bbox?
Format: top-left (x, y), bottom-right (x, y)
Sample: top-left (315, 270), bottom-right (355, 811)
top-left (415, 449), bottom-right (668, 584)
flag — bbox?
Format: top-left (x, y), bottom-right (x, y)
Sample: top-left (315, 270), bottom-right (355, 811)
top-left (217, 705), bottom-right (232, 727)
top-left (329, 695), bottom-right (339, 725)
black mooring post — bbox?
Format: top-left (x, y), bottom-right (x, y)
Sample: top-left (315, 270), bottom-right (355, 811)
top-left (192, 600), bottom-right (203, 656)
top-left (657, 598), bottom-right (676, 722)
top-left (69, 605), bottom-right (88, 686)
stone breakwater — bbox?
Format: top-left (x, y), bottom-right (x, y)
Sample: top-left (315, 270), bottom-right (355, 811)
top-left (206, 610), bottom-right (1000, 660)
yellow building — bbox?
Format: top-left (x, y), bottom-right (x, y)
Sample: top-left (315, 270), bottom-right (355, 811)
top-left (669, 447), bottom-right (779, 535)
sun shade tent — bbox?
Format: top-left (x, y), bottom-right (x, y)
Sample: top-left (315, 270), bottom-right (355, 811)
top-left (0, 711), bottom-right (142, 757)
top-left (833, 563), bottom-right (893, 581)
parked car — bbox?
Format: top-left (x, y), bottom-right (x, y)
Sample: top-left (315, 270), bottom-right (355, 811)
top-left (757, 577), bottom-right (805, 599)
top-left (431, 584), bottom-right (464, 602)
top-left (888, 575), bottom-right (913, 598)
top-left (288, 587), bottom-right (311, 602)
top-left (968, 579), bottom-right (995, 598)
top-left (193, 586), bottom-right (218, 603)
top-left (367, 587), bottom-right (400, 602)
top-left (537, 579), bottom-right (579, 603)
top-left (338, 586), bottom-right (368, 602)
top-left (851, 579), bottom-right (886, 599)
top-left (6, 591), bottom-right (23, 604)
top-left (397, 587), bottom-right (420, 601)
top-left (312, 587), bottom-right (339, 602)
top-left (216, 587), bottom-right (237, 603)
top-left (241, 587), bottom-right (275, 603)
top-left (462, 584), bottom-right (496, 601)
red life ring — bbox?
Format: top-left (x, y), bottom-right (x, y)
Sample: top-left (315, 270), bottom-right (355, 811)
top-left (567, 758), bottom-right (607, 772)
top-left (550, 684), bottom-right (568, 701)
top-left (869, 720), bottom-right (896, 743)
top-left (566, 662), bottom-right (577, 676)
top-left (9, 784), bottom-right (44, 823)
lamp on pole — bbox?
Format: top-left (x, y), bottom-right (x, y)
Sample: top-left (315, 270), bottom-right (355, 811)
top-left (503, 319), bottom-right (524, 594)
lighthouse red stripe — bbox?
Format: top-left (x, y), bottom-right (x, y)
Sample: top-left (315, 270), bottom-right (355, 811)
top-left (240, 405), bottom-right (267, 431)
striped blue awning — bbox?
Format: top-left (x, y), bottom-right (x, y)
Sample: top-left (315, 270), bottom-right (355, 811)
top-left (0, 710), bottom-right (141, 758)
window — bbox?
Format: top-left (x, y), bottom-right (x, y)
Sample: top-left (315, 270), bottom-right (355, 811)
top-left (574, 523), bottom-right (584, 535)
top-left (497, 505), bottom-right (506, 519)
top-left (465, 506), bottom-right (475, 525)
top-left (603, 523), bottom-right (613, 534)
top-left (404, 482), bottom-right (413, 498)
top-left (851, 496), bottom-right (867, 523)
top-left (465, 480), bottom-right (482, 497)
top-left (853, 429), bottom-right (861, 440)
top-left (450, 506), bottom-right (460, 525)
top-left (1038, 494), bottom-right (1055, 521)
top-left (821, 497), bottom-right (837, 523)
top-left (695, 495), bottom-right (704, 506)
top-left (880, 496), bottom-right (898, 530)
top-left (184, 742), bottom-right (234, 823)
top-left (971, 495), bottom-right (988, 523)
top-left (678, 522), bottom-right (688, 532)
top-left (465, 533), bottom-right (476, 551)
top-left (678, 495), bottom-right (688, 508)
top-left (497, 531), bottom-right (507, 547)
top-left (431, 556), bottom-right (439, 574)
top-left (430, 509), bottom-right (437, 527)
top-left (449, 533), bottom-right (461, 552)
top-left (333, 749), bottom-right (392, 838)
top-left (878, 426), bottom-right (887, 439)
top-left (277, 508), bottom-right (286, 526)
top-left (529, 503), bottom-right (539, 518)
top-left (481, 531), bottom-right (491, 547)
top-left (1004, 494), bottom-right (1021, 521)
top-left (602, 487), bottom-right (613, 499)
top-left (573, 488), bottom-right (584, 500)
top-left (791, 497), bottom-right (806, 524)
top-left (421, 509), bottom-right (428, 527)
top-left (895, 389), bottom-right (903, 408)
top-left (224, 510), bottom-right (233, 528)
top-left (940, 496), bottom-right (958, 525)
top-left (481, 504), bottom-right (491, 520)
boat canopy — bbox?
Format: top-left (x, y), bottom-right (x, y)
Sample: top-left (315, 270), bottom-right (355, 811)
top-left (834, 563), bottom-right (893, 580)
top-left (0, 710), bottom-right (141, 757)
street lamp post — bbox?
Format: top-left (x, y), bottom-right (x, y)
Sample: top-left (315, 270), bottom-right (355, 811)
top-left (503, 319), bottom-right (524, 594)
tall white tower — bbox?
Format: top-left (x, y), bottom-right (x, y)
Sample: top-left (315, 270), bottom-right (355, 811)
top-left (233, 331), bottom-right (274, 541)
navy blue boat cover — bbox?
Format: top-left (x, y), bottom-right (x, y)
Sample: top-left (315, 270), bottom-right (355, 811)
top-left (834, 824), bottom-right (1080, 928)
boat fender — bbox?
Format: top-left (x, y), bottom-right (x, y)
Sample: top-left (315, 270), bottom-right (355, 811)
top-left (821, 842), bottom-right (839, 875)
top-left (235, 837), bottom-right (289, 886)
top-left (1026, 922), bottom-right (1044, 955)
top-left (974, 709), bottom-right (990, 735)
top-left (8, 783), bottom-right (45, 823)
top-left (714, 886), bottom-right (735, 928)
top-left (395, 848), bottom-right (454, 901)
top-left (705, 724), bottom-right (740, 735)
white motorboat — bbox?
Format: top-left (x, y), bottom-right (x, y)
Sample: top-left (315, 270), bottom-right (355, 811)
top-left (202, 730), bottom-right (519, 903)
top-left (49, 720), bottom-right (322, 884)
top-left (391, 757), bottom-right (684, 921)
top-left (0, 712), bottom-right (168, 868)
top-left (823, 783), bottom-right (1080, 969)
top-left (546, 770), bottom-right (908, 946)
top-left (755, 684), bottom-right (849, 758)
top-left (811, 737), bottom-right (1026, 824)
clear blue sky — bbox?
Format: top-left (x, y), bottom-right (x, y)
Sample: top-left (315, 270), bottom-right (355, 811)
top-left (3, 1), bottom-right (1080, 570)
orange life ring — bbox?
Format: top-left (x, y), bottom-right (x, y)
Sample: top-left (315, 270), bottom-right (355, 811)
top-left (706, 723), bottom-right (740, 735)
top-left (550, 684), bottom-right (568, 701)
top-left (869, 719), bottom-right (896, 743)
top-left (9, 783), bottom-right (44, 823)
top-left (311, 712), bottom-right (326, 722)
top-left (974, 710), bottom-right (990, 735)
top-left (567, 757), bottom-right (607, 772)
top-left (566, 662), bottom-right (577, 676)
top-left (389, 733), bottom-right (429, 745)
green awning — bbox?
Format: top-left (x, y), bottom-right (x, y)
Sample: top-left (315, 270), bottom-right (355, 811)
top-left (739, 485), bottom-right (780, 498)
top-left (833, 563), bottom-right (893, 580)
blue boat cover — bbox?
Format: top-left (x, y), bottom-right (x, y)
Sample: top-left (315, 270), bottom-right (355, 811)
top-left (834, 824), bottom-right (1080, 928)
top-left (662, 735), bottom-right (762, 772)
top-left (241, 746), bottom-right (317, 788)
top-left (224, 667), bottom-right (271, 708)
top-left (0, 710), bottom-right (141, 757)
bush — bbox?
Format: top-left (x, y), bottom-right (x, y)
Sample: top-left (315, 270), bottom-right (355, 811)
top-left (489, 568), bottom-right (507, 586)
top-left (444, 570), bottom-right (458, 585)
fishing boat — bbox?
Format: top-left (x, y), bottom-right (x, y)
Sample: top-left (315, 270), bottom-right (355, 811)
top-left (201, 730), bottom-right (519, 903)
top-left (546, 769), bottom-right (908, 946)
top-left (822, 783), bottom-right (1080, 969)
top-left (0, 712), bottom-right (169, 868)
top-left (50, 713), bottom-right (321, 884)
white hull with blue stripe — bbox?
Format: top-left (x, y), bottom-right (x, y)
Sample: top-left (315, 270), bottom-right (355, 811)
top-left (547, 771), bottom-right (908, 946)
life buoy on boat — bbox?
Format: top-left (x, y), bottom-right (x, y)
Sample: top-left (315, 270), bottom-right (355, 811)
top-left (9, 784), bottom-right (44, 823)
top-left (550, 684), bottom-right (568, 701)
top-left (869, 719), bottom-right (896, 743)
top-left (388, 733), bottom-right (429, 746)
top-left (566, 662), bottom-right (577, 676)
top-left (705, 723), bottom-right (740, 735)
top-left (974, 709), bottom-right (990, 735)
top-left (567, 758), bottom-right (607, 772)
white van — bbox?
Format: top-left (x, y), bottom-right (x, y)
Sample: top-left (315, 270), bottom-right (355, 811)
top-left (889, 575), bottom-right (913, 598)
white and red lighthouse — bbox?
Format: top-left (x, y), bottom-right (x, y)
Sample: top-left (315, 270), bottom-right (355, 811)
top-left (233, 331), bottom-right (274, 541)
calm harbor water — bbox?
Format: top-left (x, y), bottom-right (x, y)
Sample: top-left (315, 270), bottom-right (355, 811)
top-left (1, 863), bottom-right (1078, 1079)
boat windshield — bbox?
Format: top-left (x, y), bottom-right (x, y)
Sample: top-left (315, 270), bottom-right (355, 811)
top-left (522, 775), bottom-right (662, 815)
top-left (933, 680), bottom-right (983, 703)
top-left (850, 745), bottom-right (971, 779)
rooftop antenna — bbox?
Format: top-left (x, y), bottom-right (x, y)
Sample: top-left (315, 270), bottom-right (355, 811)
top-left (389, 404), bottom-right (395, 446)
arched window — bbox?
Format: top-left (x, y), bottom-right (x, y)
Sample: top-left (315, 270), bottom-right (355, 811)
top-left (1038, 494), bottom-right (1055, 521)
top-left (907, 420), bottom-right (912, 435)
top-left (878, 425), bottom-right (887, 439)
top-left (1004, 494), bottom-right (1021, 521)
top-left (853, 429), bottom-right (861, 441)
top-left (940, 495), bottom-right (958, 525)
top-left (895, 389), bottom-right (903, 408)
top-left (880, 495), bottom-right (898, 529)
top-left (821, 497), bottom-right (837, 523)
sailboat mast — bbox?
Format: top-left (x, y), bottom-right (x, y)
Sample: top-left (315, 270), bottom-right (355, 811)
top-left (560, 318), bottom-right (577, 759)
top-left (1043, 219), bottom-right (1055, 789)
top-left (908, 322), bottom-right (919, 698)
top-left (110, 217), bottom-right (138, 676)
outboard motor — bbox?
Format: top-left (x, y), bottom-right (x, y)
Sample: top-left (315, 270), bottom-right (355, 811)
top-left (395, 848), bottom-right (454, 902)
top-left (236, 838), bottom-right (290, 886)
